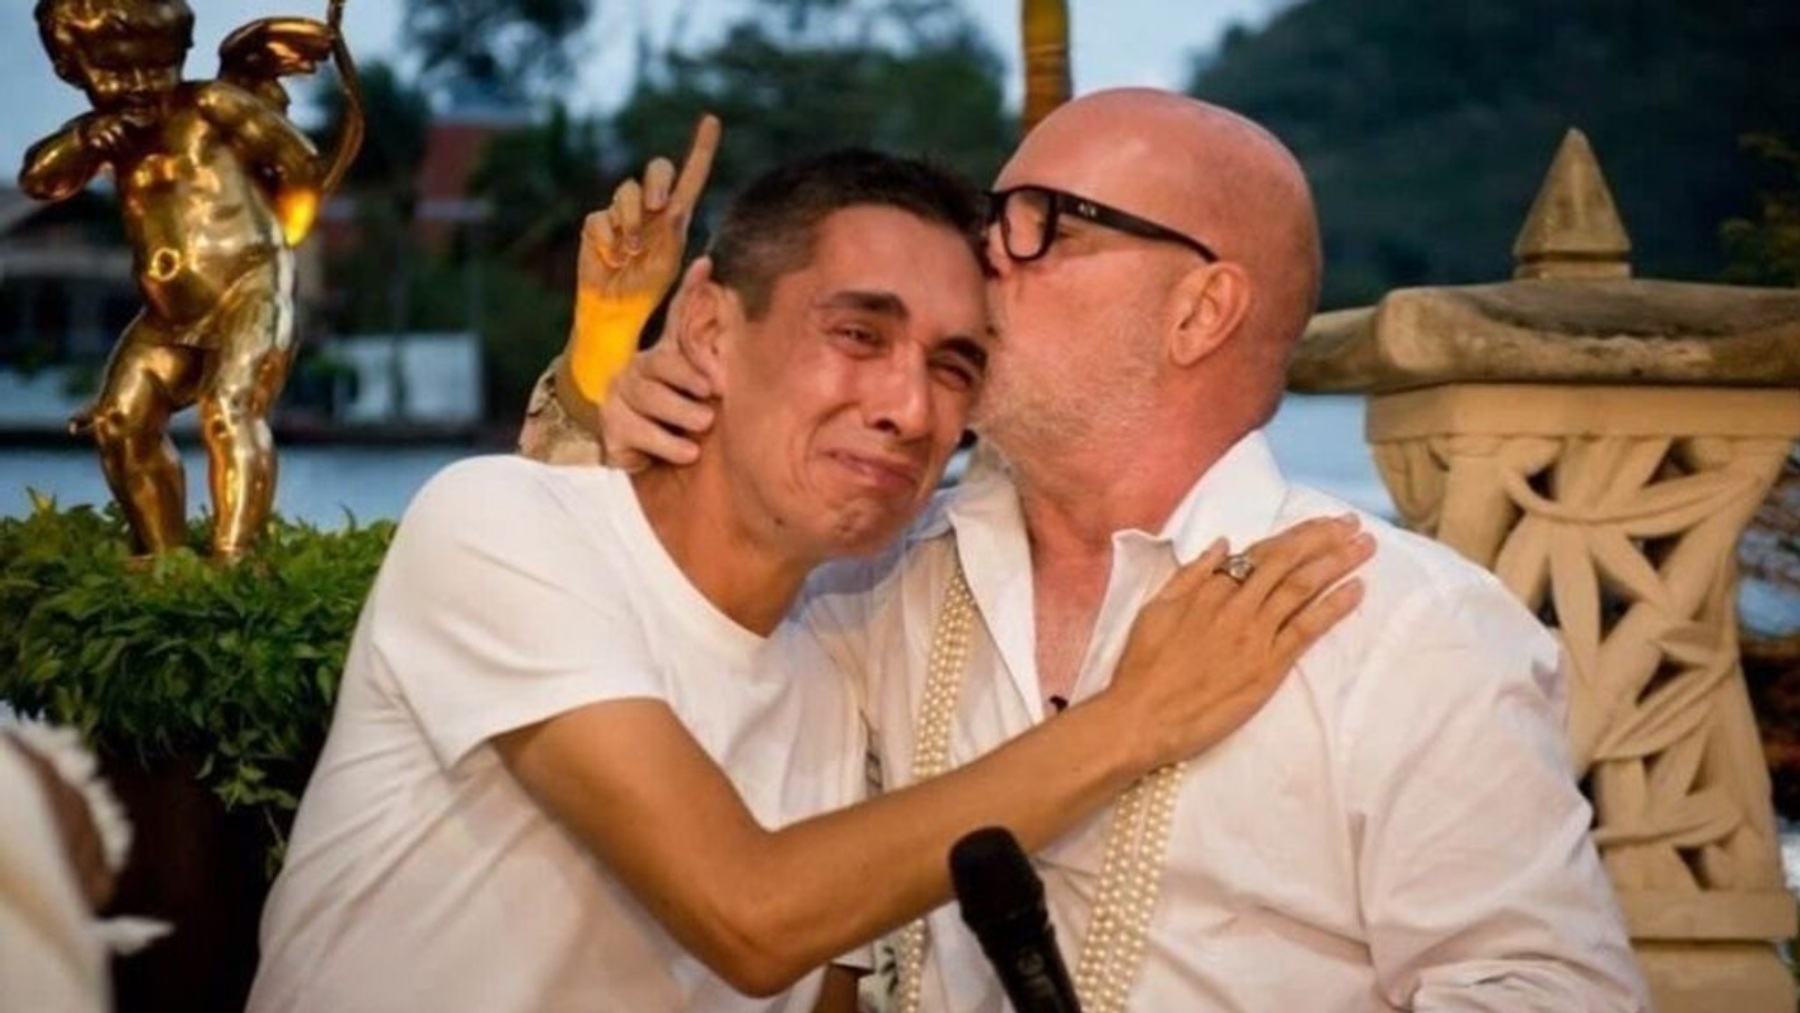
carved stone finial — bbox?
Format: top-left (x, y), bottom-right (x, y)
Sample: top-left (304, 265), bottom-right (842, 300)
top-left (1512, 129), bottom-right (1632, 280)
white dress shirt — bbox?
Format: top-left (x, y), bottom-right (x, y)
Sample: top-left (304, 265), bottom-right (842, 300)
top-left (803, 432), bottom-right (1648, 1011)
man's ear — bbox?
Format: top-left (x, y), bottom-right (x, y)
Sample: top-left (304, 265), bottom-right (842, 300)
top-left (671, 257), bottom-right (734, 390)
top-left (1166, 262), bottom-right (1254, 367)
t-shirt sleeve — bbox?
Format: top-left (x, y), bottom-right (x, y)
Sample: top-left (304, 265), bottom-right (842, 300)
top-left (367, 457), bottom-right (662, 770)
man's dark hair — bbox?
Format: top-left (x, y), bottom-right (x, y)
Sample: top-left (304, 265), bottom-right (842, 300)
top-left (708, 149), bottom-right (986, 320)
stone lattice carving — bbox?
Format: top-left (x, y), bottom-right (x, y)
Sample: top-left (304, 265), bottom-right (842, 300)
top-left (1374, 392), bottom-right (1794, 899)
top-left (1291, 129), bottom-right (1800, 1010)
top-left (1369, 386), bottom-right (1800, 1008)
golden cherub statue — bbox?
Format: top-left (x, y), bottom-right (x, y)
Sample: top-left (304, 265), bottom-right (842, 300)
top-left (19, 0), bottom-right (363, 559)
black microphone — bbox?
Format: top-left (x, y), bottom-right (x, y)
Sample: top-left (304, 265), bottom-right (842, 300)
top-left (949, 826), bottom-right (1083, 1013)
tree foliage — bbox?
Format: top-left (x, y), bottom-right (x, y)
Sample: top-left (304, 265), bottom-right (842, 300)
top-left (613, 0), bottom-right (1012, 225)
top-left (1723, 135), bottom-right (1800, 289)
top-left (470, 103), bottom-right (612, 278)
top-left (1189, 0), bottom-right (1800, 307)
top-left (313, 60), bottom-right (434, 196)
top-left (403, 0), bottom-right (595, 103)
top-left (308, 61), bottom-right (440, 358)
top-left (457, 105), bottom-right (614, 421)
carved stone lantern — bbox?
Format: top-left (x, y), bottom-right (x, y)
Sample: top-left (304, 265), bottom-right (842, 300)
top-left (1289, 129), bottom-right (1800, 1012)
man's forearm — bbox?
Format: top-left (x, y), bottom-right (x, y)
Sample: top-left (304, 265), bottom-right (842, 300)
top-left (748, 689), bottom-right (1155, 978)
top-left (500, 689), bottom-right (1159, 998)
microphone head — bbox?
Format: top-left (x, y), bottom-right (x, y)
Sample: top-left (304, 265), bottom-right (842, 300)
top-left (950, 826), bottom-right (1045, 936)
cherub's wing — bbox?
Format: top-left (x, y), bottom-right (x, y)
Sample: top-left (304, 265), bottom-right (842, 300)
top-left (216, 17), bottom-right (337, 110)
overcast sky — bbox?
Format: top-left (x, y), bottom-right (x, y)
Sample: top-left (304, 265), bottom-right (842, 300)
top-left (0, 0), bottom-right (1287, 167)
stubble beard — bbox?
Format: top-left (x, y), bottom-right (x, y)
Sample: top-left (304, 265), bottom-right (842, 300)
top-left (974, 324), bottom-right (1163, 478)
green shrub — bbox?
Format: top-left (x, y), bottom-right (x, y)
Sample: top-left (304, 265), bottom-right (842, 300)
top-left (0, 494), bottom-right (393, 868)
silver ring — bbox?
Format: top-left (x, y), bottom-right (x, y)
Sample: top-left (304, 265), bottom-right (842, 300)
top-left (1214, 552), bottom-right (1255, 585)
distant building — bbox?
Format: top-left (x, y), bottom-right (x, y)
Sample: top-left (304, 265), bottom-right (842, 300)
top-left (0, 187), bottom-right (133, 368)
top-left (331, 331), bottom-right (485, 427)
top-left (316, 101), bottom-right (530, 258)
top-left (0, 187), bottom-right (135, 428)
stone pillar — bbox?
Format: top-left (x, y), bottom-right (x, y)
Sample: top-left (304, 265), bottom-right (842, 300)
top-left (1290, 130), bottom-right (1800, 1012)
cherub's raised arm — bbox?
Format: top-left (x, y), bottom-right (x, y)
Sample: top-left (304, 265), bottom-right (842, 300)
top-left (19, 116), bottom-right (112, 203)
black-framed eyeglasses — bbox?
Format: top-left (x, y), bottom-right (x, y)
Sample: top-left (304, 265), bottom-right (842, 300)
top-left (986, 185), bottom-right (1219, 264)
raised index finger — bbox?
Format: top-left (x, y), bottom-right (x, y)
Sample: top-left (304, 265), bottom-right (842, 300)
top-left (670, 113), bottom-right (722, 213)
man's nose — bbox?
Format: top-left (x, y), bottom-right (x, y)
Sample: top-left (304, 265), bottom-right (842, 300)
top-left (867, 354), bottom-right (933, 440)
top-left (982, 221), bottom-right (1015, 278)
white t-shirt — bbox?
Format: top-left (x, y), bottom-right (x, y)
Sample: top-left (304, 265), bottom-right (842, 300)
top-left (250, 457), bottom-right (865, 1013)
top-left (803, 432), bottom-right (1649, 1011)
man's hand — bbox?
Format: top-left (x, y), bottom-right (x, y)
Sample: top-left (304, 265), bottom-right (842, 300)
top-left (559, 114), bottom-right (721, 428)
top-left (1103, 515), bottom-right (1373, 770)
top-left (594, 278), bottom-right (718, 471)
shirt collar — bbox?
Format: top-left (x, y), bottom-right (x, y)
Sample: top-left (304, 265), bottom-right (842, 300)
top-left (928, 431), bottom-right (1289, 558)
top-left (1125, 430), bottom-right (1290, 565)
top-left (920, 431), bottom-right (1288, 719)
top-left (908, 441), bottom-right (1011, 544)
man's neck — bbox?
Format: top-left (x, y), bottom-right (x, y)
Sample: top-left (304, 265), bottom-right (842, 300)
top-left (1009, 421), bottom-right (1244, 566)
top-left (1009, 418), bottom-right (1247, 704)
top-left (631, 463), bottom-right (812, 637)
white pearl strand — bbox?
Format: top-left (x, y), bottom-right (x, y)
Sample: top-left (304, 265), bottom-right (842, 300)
top-left (892, 562), bottom-right (1184, 1013)
top-left (892, 566), bottom-right (976, 1013)
top-left (1071, 761), bottom-right (1185, 1013)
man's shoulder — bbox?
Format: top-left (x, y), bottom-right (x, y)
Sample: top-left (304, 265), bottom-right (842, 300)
top-left (408, 455), bottom-right (608, 520)
top-left (1279, 485), bottom-right (1559, 681)
top-left (1282, 485), bottom-right (1505, 603)
top-left (388, 457), bottom-right (629, 584)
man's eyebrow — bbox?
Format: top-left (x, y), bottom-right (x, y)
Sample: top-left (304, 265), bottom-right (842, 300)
top-left (938, 335), bottom-right (989, 372)
top-left (815, 290), bottom-right (909, 319)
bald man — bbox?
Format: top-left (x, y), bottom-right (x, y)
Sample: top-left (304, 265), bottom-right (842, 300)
top-left (538, 91), bottom-right (1648, 1010)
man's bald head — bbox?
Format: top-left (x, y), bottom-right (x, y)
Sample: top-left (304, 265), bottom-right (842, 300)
top-left (996, 89), bottom-right (1321, 425)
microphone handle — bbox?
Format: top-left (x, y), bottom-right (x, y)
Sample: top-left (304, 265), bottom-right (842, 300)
top-left (976, 927), bottom-right (1082, 1013)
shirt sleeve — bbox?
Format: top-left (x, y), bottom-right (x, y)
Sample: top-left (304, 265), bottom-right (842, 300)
top-left (368, 457), bottom-right (662, 770)
top-left (1346, 578), bottom-right (1651, 1011)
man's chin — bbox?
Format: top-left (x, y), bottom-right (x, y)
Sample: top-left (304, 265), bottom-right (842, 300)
top-left (819, 503), bottom-right (916, 559)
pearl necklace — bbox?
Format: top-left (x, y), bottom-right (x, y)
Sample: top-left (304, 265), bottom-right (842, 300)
top-left (892, 563), bottom-right (1185, 1013)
